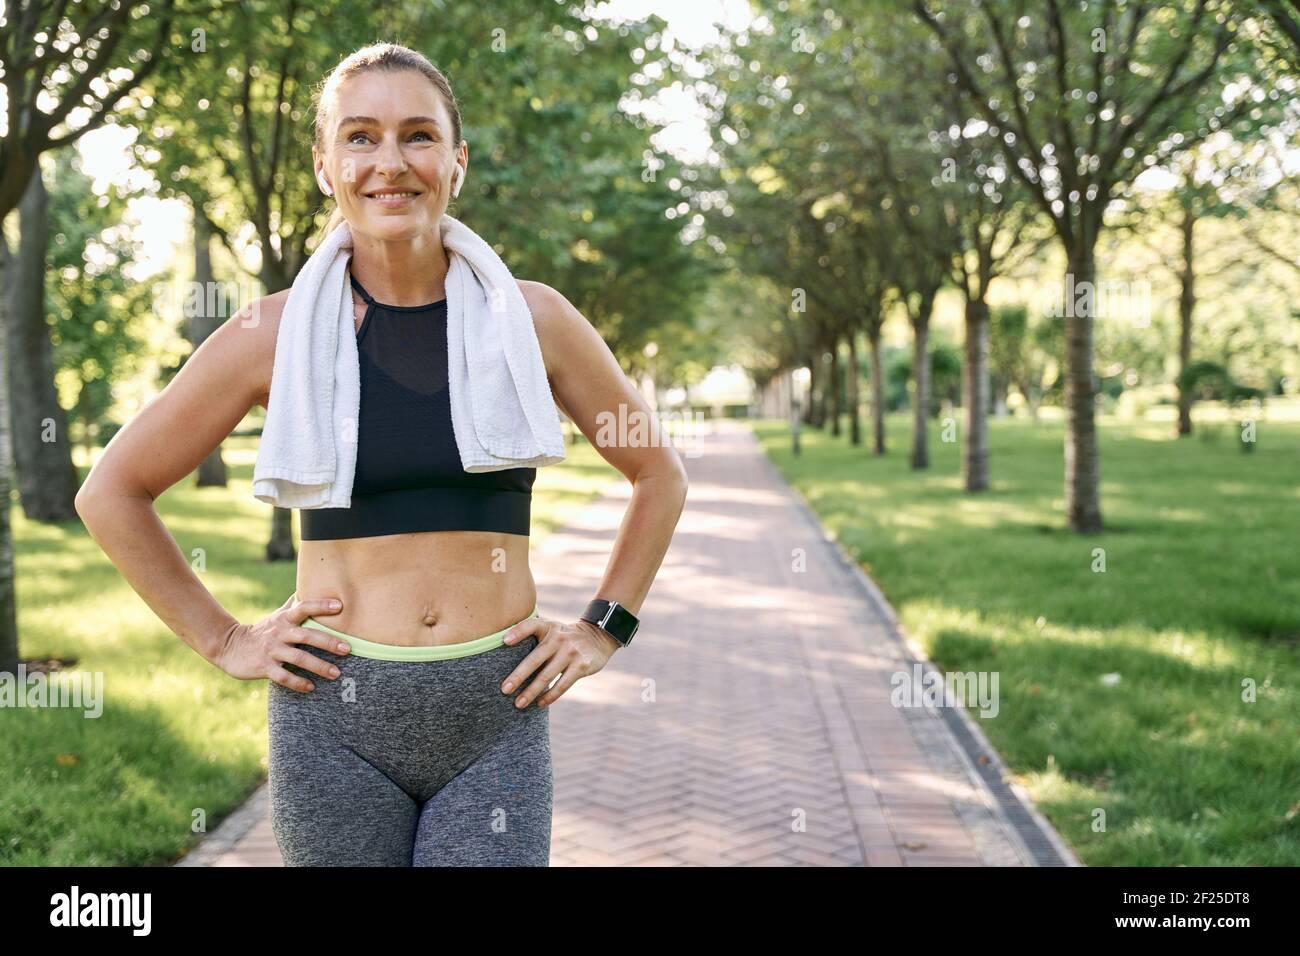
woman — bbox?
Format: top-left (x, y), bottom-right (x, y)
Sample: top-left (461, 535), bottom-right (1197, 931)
top-left (74, 43), bottom-right (689, 866)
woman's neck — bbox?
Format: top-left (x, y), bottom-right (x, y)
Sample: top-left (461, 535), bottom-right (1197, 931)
top-left (348, 228), bottom-right (449, 306)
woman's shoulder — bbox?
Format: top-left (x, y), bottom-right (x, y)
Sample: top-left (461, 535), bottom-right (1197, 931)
top-left (516, 278), bottom-right (561, 317)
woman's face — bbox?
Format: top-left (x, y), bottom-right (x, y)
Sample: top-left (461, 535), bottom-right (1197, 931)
top-left (315, 69), bottom-right (464, 242)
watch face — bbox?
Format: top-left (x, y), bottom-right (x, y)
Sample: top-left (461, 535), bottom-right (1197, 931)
top-left (583, 600), bottom-right (638, 645)
top-left (606, 603), bottom-right (638, 644)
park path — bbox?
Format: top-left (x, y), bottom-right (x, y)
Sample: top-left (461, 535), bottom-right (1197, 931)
top-left (178, 418), bottom-right (1077, 867)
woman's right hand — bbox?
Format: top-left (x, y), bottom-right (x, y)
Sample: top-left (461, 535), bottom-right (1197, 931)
top-left (214, 593), bottom-right (352, 693)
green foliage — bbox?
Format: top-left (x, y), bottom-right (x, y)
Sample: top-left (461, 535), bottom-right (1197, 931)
top-left (886, 340), bottom-right (962, 415)
top-left (43, 151), bottom-right (158, 445)
top-left (1178, 360), bottom-right (1269, 405)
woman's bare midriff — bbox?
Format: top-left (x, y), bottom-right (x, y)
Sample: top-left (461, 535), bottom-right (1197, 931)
top-left (296, 530), bottom-right (537, 647)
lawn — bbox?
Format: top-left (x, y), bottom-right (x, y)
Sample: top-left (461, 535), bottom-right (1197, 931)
top-left (752, 409), bottom-right (1300, 866)
top-left (1, 430), bottom-right (617, 865)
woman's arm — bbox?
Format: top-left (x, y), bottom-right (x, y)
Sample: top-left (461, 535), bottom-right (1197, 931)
top-left (525, 280), bottom-right (690, 618)
top-left (74, 294), bottom-right (283, 664)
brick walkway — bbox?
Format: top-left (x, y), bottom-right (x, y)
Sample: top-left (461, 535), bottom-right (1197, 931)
top-left (178, 418), bottom-right (1076, 867)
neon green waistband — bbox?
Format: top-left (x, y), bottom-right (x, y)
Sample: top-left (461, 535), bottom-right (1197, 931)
top-left (300, 605), bottom-right (540, 662)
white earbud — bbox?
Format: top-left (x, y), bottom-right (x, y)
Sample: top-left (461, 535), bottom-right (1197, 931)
top-left (316, 169), bottom-right (333, 197)
top-left (451, 166), bottom-right (463, 198)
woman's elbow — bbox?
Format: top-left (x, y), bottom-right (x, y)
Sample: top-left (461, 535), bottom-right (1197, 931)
top-left (74, 472), bottom-right (151, 524)
top-left (74, 480), bottom-right (111, 525)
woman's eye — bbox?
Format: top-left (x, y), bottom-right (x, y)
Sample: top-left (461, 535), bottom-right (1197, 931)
top-left (346, 131), bottom-right (432, 144)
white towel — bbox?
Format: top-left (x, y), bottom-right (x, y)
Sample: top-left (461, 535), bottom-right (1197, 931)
top-left (252, 214), bottom-right (566, 509)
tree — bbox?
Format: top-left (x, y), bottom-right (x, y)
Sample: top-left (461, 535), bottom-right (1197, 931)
top-left (0, 0), bottom-right (181, 219)
top-left (914, 0), bottom-right (1263, 532)
top-left (0, 0), bottom-right (190, 674)
top-left (1115, 141), bottom-right (1262, 435)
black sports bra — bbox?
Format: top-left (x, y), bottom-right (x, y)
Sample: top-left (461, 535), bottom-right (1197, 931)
top-left (298, 273), bottom-right (536, 541)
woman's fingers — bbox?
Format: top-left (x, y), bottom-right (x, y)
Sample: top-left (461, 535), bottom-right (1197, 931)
top-left (501, 615), bottom-right (544, 646)
top-left (500, 621), bottom-right (554, 696)
top-left (287, 596), bottom-right (342, 625)
top-left (534, 667), bottom-right (581, 708)
top-left (271, 642), bottom-right (342, 682)
top-left (267, 663), bottom-right (315, 694)
top-left (513, 654), bottom-right (568, 709)
top-left (291, 625), bottom-right (351, 656)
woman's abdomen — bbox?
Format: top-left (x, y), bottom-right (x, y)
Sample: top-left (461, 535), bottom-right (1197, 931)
top-left (295, 530), bottom-right (536, 647)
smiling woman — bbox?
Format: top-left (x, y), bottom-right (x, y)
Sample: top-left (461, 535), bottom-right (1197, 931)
top-left (74, 41), bottom-right (688, 870)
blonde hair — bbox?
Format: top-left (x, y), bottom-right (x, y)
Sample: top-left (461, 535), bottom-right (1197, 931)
top-left (311, 43), bottom-right (464, 236)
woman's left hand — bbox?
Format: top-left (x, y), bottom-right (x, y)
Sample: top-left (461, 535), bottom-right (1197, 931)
top-left (500, 616), bottom-right (621, 709)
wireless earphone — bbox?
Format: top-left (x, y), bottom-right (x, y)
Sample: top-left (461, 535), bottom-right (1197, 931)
top-left (316, 168), bottom-right (333, 197)
top-left (451, 165), bottom-right (463, 197)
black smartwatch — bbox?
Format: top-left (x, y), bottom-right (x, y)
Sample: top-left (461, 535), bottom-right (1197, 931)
top-left (580, 599), bottom-right (639, 648)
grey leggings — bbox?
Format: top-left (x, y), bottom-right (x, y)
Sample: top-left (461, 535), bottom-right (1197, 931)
top-left (267, 618), bottom-right (551, 866)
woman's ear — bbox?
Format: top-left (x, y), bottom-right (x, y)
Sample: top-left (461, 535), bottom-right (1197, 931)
top-left (313, 149), bottom-right (332, 197)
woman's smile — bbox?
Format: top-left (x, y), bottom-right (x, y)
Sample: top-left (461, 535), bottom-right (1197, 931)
top-left (366, 188), bottom-right (423, 208)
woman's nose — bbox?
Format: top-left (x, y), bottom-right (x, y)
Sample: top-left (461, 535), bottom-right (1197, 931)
top-left (374, 135), bottom-right (408, 175)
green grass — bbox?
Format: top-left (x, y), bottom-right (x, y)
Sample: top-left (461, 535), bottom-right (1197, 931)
top-left (1, 431), bottom-right (618, 865)
top-left (753, 411), bottom-right (1300, 866)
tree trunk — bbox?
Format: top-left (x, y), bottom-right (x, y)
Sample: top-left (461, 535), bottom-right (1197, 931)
top-left (810, 349), bottom-right (823, 428)
top-left (7, 166), bottom-right (79, 521)
top-left (1064, 242), bottom-right (1104, 532)
top-left (790, 368), bottom-right (803, 455)
top-left (1176, 203), bottom-right (1196, 438)
top-left (868, 328), bottom-right (885, 455)
top-left (910, 290), bottom-right (935, 470)
top-left (190, 213), bottom-right (229, 487)
top-left (803, 352), bottom-right (816, 426)
top-left (828, 335), bottom-right (841, 438)
top-left (816, 346), bottom-right (831, 429)
top-left (962, 296), bottom-right (990, 492)
top-left (847, 328), bottom-right (861, 446)
top-left (266, 505), bottom-right (296, 561)
top-left (1016, 379), bottom-right (1040, 423)
top-left (0, 230), bottom-right (20, 673)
